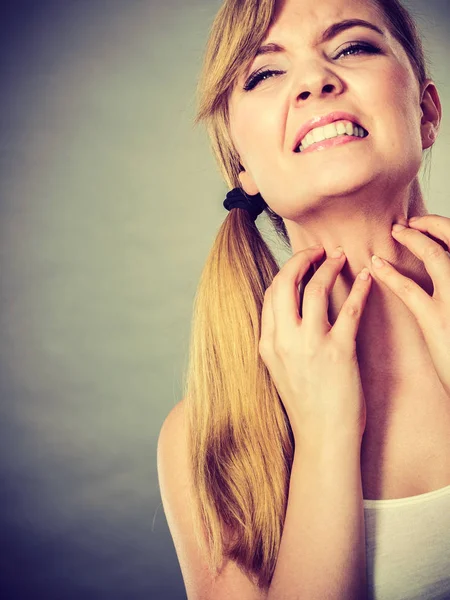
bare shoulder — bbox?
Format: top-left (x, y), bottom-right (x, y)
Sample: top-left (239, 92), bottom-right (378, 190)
top-left (158, 399), bottom-right (186, 455)
top-left (157, 399), bottom-right (268, 600)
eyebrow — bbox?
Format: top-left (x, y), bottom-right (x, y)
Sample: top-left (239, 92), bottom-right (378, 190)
top-left (255, 18), bottom-right (385, 57)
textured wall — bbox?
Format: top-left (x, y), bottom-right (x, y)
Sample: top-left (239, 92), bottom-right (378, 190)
top-left (0, 1), bottom-right (448, 599)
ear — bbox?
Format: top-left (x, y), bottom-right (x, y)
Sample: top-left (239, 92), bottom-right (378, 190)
top-left (238, 169), bottom-right (260, 196)
top-left (420, 79), bottom-right (441, 149)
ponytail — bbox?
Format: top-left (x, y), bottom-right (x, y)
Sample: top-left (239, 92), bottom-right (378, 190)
top-left (183, 206), bottom-right (295, 588)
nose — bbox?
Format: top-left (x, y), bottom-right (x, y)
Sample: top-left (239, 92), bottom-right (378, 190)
top-left (291, 67), bottom-right (344, 105)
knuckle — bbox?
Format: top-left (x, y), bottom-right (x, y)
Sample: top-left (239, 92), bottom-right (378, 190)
top-left (325, 343), bottom-right (348, 365)
top-left (273, 332), bottom-right (299, 358)
top-left (259, 337), bottom-right (274, 361)
top-left (271, 271), bottom-right (287, 289)
top-left (305, 282), bottom-right (328, 298)
top-left (330, 335), bottom-right (356, 360)
top-left (424, 243), bottom-right (445, 260)
top-left (344, 303), bottom-right (360, 319)
top-left (274, 339), bottom-right (291, 357)
top-left (402, 278), bottom-right (415, 294)
top-left (301, 340), bottom-right (317, 358)
top-left (258, 340), bottom-right (269, 359)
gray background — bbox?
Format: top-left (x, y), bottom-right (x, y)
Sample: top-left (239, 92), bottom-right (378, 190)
top-left (0, 1), bottom-right (448, 599)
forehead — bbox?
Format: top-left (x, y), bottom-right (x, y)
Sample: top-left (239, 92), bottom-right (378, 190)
top-left (268, 0), bottom-right (382, 39)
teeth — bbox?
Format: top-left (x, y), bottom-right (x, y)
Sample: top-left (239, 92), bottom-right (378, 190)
top-left (296, 121), bottom-right (368, 152)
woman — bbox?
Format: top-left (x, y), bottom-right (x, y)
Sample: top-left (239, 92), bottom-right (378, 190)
top-left (157, 0), bottom-right (450, 597)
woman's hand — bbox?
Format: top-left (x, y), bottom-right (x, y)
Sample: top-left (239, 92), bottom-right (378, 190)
top-left (371, 214), bottom-right (450, 396)
top-left (259, 245), bottom-right (373, 447)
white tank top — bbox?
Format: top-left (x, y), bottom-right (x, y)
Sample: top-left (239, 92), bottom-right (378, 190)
top-left (364, 484), bottom-right (450, 599)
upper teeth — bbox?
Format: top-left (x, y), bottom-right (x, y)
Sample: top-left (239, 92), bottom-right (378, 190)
top-left (297, 120), bottom-right (367, 152)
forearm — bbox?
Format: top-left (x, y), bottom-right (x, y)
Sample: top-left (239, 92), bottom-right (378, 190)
top-left (267, 435), bottom-right (367, 600)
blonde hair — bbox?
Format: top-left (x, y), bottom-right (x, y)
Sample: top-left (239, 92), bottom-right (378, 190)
top-left (183, 0), bottom-right (433, 590)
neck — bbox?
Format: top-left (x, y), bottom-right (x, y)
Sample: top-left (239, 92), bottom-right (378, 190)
top-left (283, 179), bottom-right (438, 413)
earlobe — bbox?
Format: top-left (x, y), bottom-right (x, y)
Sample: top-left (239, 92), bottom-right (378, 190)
top-left (422, 124), bottom-right (438, 151)
top-left (238, 169), bottom-right (260, 196)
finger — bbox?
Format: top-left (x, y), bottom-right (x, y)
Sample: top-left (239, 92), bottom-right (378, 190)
top-left (298, 262), bottom-right (316, 316)
top-left (407, 214), bottom-right (450, 250)
top-left (370, 254), bottom-right (434, 328)
top-left (270, 245), bottom-right (325, 340)
top-left (332, 267), bottom-right (373, 343)
top-left (391, 224), bottom-right (450, 300)
top-left (301, 247), bottom-right (347, 336)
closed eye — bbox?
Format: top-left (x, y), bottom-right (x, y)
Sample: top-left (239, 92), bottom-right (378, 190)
top-left (337, 41), bottom-right (381, 59)
top-left (243, 42), bottom-right (381, 91)
top-left (243, 68), bottom-right (285, 91)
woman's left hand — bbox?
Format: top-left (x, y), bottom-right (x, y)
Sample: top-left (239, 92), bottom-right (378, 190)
top-left (370, 214), bottom-right (450, 396)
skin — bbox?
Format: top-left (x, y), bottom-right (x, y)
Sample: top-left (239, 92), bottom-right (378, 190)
top-left (228, 0), bottom-right (449, 497)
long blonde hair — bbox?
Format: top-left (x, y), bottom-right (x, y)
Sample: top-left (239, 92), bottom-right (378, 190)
top-left (183, 0), bottom-right (432, 589)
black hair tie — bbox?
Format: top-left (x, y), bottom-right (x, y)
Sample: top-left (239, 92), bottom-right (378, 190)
top-left (223, 188), bottom-right (267, 221)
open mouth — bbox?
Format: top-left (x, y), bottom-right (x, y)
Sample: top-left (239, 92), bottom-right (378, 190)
top-left (294, 125), bottom-right (369, 153)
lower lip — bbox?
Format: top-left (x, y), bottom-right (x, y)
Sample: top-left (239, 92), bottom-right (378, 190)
top-left (298, 134), bottom-right (367, 155)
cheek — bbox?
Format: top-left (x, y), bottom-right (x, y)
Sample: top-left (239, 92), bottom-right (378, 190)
top-left (391, 67), bottom-right (417, 113)
top-left (369, 65), bottom-right (409, 114)
top-left (230, 100), bottom-right (279, 171)
top-left (393, 72), bottom-right (423, 150)
top-left (368, 64), bottom-right (421, 143)
top-left (377, 66), bottom-right (423, 180)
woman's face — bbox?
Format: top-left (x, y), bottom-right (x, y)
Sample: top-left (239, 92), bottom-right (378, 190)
top-left (228, 0), bottom-right (428, 220)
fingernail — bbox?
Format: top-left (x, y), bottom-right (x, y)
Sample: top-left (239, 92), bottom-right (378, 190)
top-left (331, 246), bottom-right (344, 258)
top-left (371, 255), bottom-right (384, 268)
top-left (409, 216), bottom-right (420, 222)
top-left (358, 267), bottom-right (370, 281)
top-left (392, 223), bottom-right (406, 232)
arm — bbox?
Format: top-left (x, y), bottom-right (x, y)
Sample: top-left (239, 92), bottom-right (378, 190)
top-left (267, 434), bottom-right (367, 600)
top-left (158, 401), bottom-right (269, 599)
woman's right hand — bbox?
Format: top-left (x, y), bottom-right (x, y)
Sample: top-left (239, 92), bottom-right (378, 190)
top-left (259, 245), bottom-right (372, 446)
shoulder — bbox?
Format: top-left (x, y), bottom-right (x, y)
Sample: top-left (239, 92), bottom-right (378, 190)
top-left (157, 400), bottom-right (268, 599)
top-left (157, 400), bottom-right (187, 503)
top-left (158, 399), bottom-right (185, 449)
top-left (157, 399), bottom-right (205, 592)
